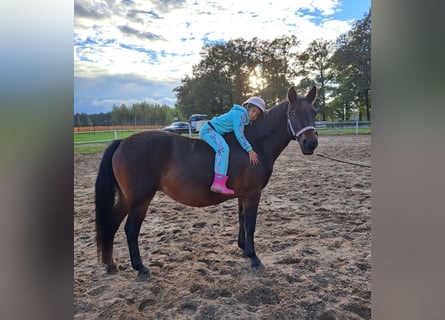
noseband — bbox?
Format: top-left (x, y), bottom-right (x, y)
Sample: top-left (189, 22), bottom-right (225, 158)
top-left (286, 101), bottom-right (317, 140)
top-left (287, 118), bottom-right (316, 140)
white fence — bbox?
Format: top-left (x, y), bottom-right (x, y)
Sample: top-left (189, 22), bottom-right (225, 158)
top-left (75, 121), bottom-right (371, 146)
top-left (74, 126), bottom-right (193, 147)
top-left (316, 120), bottom-right (371, 134)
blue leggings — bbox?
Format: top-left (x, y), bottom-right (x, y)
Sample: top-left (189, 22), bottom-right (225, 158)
top-left (199, 124), bottom-right (229, 175)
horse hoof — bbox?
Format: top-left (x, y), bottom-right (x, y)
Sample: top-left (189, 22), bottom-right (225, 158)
top-left (250, 257), bottom-right (264, 270)
top-left (106, 265), bottom-right (119, 274)
top-left (136, 267), bottom-right (150, 281)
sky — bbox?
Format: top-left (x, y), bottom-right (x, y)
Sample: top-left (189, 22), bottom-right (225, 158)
top-left (74, 0), bottom-right (370, 114)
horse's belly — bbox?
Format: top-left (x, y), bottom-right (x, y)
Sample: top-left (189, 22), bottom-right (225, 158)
top-left (160, 187), bottom-right (227, 207)
top-left (159, 176), bottom-right (228, 208)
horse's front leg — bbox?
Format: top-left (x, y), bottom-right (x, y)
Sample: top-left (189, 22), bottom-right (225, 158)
top-left (242, 190), bottom-right (264, 270)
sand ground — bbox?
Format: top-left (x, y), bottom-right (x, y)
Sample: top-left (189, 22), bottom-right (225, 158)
top-left (74, 135), bottom-right (371, 319)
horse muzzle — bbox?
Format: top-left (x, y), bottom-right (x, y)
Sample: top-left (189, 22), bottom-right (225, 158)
top-left (298, 130), bottom-right (318, 155)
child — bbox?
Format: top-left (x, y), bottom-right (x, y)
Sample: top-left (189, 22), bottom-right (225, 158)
top-left (199, 97), bottom-right (266, 195)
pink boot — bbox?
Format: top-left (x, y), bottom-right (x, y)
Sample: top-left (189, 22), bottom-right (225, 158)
top-left (210, 174), bottom-right (235, 195)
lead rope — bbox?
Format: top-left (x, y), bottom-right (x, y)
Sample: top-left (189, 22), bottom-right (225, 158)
top-left (316, 153), bottom-right (371, 168)
top-left (286, 105), bottom-right (368, 167)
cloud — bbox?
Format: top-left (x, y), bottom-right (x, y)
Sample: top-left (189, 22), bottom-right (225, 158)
top-left (74, 73), bottom-right (179, 113)
top-left (150, 0), bottom-right (188, 13)
top-left (74, 1), bottom-right (111, 19)
top-left (127, 9), bottom-right (161, 20)
top-left (74, 0), bottom-right (366, 113)
top-left (118, 25), bottom-right (164, 41)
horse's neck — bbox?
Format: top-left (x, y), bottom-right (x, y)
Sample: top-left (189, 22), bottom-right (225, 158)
top-left (252, 102), bottom-right (293, 163)
top-left (261, 122), bottom-right (292, 163)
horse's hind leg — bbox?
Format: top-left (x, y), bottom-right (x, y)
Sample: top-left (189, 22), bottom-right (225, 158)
top-left (124, 196), bottom-right (153, 279)
top-left (102, 196), bottom-right (128, 274)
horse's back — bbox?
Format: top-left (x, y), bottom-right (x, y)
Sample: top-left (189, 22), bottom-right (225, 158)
top-left (110, 130), bottom-right (270, 206)
top-left (112, 131), bottom-right (206, 170)
top-left (111, 131), bottom-right (216, 202)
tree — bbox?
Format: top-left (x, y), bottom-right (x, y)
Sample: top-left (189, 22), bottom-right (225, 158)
top-left (173, 16), bottom-right (372, 122)
top-left (175, 40), bottom-right (255, 117)
top-left (195, 39), bottom-right (260, 107)
top-left (174, 37), bottom-right (301, 117)
top-left (258, 35), bottom-right (300, 105)
top-left (294, 39), bottom-right (335, 121)
top-left (73, 112), bottom-right (92, 127)
top-left (111, 104), bottom-right (129, 126)
top-left (332, 10), bottom-right (371, 120)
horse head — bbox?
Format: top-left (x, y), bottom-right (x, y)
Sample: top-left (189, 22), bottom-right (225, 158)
top-left (287, 86), bottom-right (318, 155)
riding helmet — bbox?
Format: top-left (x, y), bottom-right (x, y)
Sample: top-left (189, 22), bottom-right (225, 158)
top-left (243, 97), bottom-right (266, 113)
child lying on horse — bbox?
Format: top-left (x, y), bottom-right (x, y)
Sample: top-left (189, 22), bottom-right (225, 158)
top-left (199, 97), bottom-right (266, 195)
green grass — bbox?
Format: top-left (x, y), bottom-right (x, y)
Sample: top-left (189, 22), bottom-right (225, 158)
top-left (74, 127), bottom-right (371, 155)
top-left (74, 129), bottom-right (199, 155)
top-left (318, 128), bottom-right (371, 135)
top-left (74, 130), bottom-right (142, 155)
top-left (74, 130), bottom-right (143, 144)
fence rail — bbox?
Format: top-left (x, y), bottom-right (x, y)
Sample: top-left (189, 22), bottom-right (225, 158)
top-left (74, 129), bottom-right (143, 145)
top-left (74, 121), bottom-right (371, 146)
top-left (316, 120), bottom-right (371, 134)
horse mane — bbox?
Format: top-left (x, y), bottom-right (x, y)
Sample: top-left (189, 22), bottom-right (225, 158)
top-left (243, 100), bottom-right (288, 145)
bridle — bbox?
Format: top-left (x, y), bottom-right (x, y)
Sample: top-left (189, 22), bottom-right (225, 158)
top-left (287, 118), bottom-right (316, 141)
top-left (287, 102), bottom-right (317, 141)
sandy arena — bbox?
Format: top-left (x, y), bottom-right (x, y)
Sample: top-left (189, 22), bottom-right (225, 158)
top-left (74, 135), bottom-right (371, 319)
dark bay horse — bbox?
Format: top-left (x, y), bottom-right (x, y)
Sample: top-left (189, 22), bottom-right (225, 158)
top-left (95, 86), bottom-right (318, 279)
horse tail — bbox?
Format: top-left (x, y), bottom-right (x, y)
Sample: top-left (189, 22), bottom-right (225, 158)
top-left (95, 139), bottom-right (121, 263)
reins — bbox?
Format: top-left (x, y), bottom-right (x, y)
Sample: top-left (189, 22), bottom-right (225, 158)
top-left (316, 153), bottom-right (371, 168)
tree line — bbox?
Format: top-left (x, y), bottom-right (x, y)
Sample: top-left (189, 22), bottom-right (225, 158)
top-left (74, 9), bottom-right (370, 127)
top-left (74, 103), bottom-right (182, 127)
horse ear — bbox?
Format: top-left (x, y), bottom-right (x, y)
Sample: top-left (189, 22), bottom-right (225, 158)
top-left (306, 86), bottom-right (317, 104)
top-left (288, 86), bottom-right (298, 104)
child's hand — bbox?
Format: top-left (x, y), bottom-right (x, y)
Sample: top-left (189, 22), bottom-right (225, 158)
top-left (248, 150), bottom-right (260, 165)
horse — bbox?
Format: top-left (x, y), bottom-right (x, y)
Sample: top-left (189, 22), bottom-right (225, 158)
top-left (95, 86), bottom-right (318, 279)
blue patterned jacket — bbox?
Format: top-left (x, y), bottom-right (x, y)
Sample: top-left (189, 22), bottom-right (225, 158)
top-left (209, 104), bottom-right (252, 152)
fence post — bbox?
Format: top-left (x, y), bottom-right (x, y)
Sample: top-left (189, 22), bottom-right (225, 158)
top-left (356, 120), bottom-right (359, 135)
top-left (114, 129), bottom-right (118, 140)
